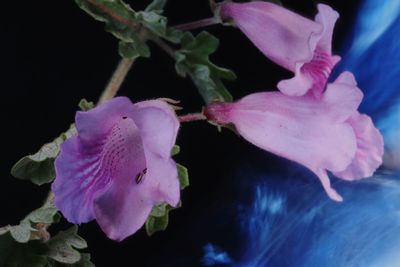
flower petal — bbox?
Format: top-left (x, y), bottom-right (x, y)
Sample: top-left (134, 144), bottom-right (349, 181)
top-left (93, 179), bottom-right (153, 241)
top-left (75, 97), bottom-right (135, 142)
top-left (144, 150), bottom-right (180, 207)
top-left (53, 136), bottom-right (97, 223)
top-left (333, 113), bottom-right (384, 180)
top-left (220, 1), bottom-right (322, 71)
top-left (93, 150), bottom-right (180, 241)
top-left (314, 168), bottom-right (343, 202)
top-left (278, 54), bottom-right (341, 97)
top-left (229, 92), bottom-right (357, 173)
top-left (53, 116), bottom-right (147, 230)
top-left (322, 71), bottom-right (363, 122)
top-left (315, 4), bottom-right (340, 53)
top-left (130, 100), bottom-right (179, 158)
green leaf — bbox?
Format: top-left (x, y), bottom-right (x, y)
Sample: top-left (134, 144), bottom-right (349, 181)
top-left (46, 226), bottom-right (87, 264)
top-left (177, 163), bottom-right (189, 190)
top-left (150, 203), bottom-right (168, 217)
top-left (135, 11), bottom-right (183, 43)
top-left (78, 99), bottom-right (94, 111)
top-left (171, 145), bottom-right (180, 156)
top-left (11, 125), bottom-right (77, 185)
top-left (175, 31), bottom-right (236, 103)
top-left (0, 231), bottom-right (93, 267)
top-left (145, 205), bottom-right (173, 236)
top-left (119, 41), bottom-right (139, 59)
top-left (27, 203), bottom-right (60, 225)
top-left (48, 253), bottom-right (95, 267)
top-left (0, 197), bottom-right (60, 244)
top-left (75, 0), bottom-right (151, 56)
top-left (145, 0), bottom-right (167, 12)
top-left (8, 221), bottom-right (32, 243)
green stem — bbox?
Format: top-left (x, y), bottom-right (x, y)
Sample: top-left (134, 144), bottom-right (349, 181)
top-left (98, 58), bottom-right (136, 104)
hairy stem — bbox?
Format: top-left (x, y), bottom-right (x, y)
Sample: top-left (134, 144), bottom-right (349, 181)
top-left (179, 113), bottom-right (207, 123)
top-left (173, 17), bottom-right (220, 31)
top-left (98, 58), bottom-right (135, 104)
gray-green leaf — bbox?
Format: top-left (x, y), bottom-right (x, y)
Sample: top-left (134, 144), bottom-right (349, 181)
top-left (11, 125), bottom-right (77, 185)
top-left (46, 226), bottom-right (87, 264)
top-left (175, 31), bottom-right (236, 103)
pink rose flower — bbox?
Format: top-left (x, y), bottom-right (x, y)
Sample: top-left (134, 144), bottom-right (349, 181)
top-left (52, 97), bottom-right (180, 241)
top-left (220, 2), bottom-right (341, 98)
top-left (205, 72), bottom-right (383, 201)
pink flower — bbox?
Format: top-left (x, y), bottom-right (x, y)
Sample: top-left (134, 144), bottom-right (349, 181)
top-left (219, 2), bottom-right (341, 98)
top-left (52, 97), bottom-right (180, 241)
top-left (205, 72), bottom-right (383, 201)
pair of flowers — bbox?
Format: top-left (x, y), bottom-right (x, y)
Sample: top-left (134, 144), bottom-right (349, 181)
top-left (52, 1), bottom-right (383, 241)
top-left (205, 2), bottom-right (384, 200)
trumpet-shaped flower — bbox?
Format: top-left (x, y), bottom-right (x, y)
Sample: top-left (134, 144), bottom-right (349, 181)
top-left (220, 2), bottom-right (340, 98)
top-left (52, 97), bottom-right (180, 241)
top-left (205, 72), bottom-right (383, 201)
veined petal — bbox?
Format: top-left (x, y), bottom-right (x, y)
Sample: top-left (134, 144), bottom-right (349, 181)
top-left (75, 97), bottom-right (135, 143)
top-left (333, 113), bottom-right (384, 180)
top-left (220, 1), bottom-right (322, 71)
top-left (278, 4), bottom-right (340, 97)
top-left (229, 92), bottom-right (357, 173)
top-left (205, 89), bottom-right (360, 201)
top-left (53, 136), bottom-right (97, 223)
top-left (53, 117), bottom-right (147, 227)
top-left (130, 100), bottom-right (179, 158)
top-left (53, 97), bottom-right (182, 240)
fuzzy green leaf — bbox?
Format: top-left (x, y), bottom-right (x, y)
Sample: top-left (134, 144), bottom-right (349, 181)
top-left (171, 145), bottom-right (180, 156)
top-left (10, 99), bottom-right (93, 185)
top-left (48, 254), bottom-right (95, 267)
top-left (46, 226), bottom-right (87, 264)
top-left (11, 125), bottom-right (77, 185)
top-left (150, 203), bottom-right (168, 217)
top-left (145, 205), bottom-right (173, 236)
top-left (75, 0), bottom-right (152, 59)
top-left (175, 31), bottom-right (236, 103)
top-left (0, 231), bottom-right (93, 267)
top-left (145, 0), bottom-right (167, 12)
top-left (177, 163), bottom-right (189, 190)
top-left (135, 11), bottom-right (183, 43)
top-left (0, 198), bottom-right (60, 244)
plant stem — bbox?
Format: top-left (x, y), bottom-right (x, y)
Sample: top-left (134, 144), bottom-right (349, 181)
top-left (178, 113), bottom-right (207, 123)
top-left (98, 58), bottom-right (135, 104)
top-left (150, 36), bottom-right (176, 58)
top-left (173, 17), bottom-right (220, 31)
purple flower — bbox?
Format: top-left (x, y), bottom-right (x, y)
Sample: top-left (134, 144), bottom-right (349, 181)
top-left (220, 2), bottom-right (340, 98)
top-left (52, 97), bottom-right (180, 241)
top-left (205, 72), bottom-right (384, 201)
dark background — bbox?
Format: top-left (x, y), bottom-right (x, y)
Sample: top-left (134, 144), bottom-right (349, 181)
top-left (1, 1), bottom-right (360, 266)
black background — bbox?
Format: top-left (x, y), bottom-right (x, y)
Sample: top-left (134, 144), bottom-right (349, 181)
top-left (1, 1), bottom-right (360, 266)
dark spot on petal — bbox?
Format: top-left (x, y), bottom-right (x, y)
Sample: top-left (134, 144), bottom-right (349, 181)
top-left (135, 173), bottom-right (144, 184)
top-left (122, 116), bottom-right (127, 119)
top-left (143, 168), bottom-right (147, 174)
